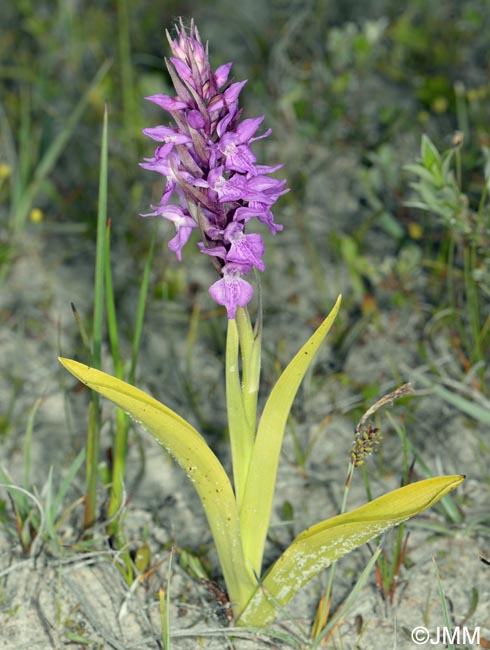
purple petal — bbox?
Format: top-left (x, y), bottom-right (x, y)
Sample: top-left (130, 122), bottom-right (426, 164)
top-left (234, 206), bottom-right (283, 234)
top-left (215, 62), bottom-right (233, 87)
top-left (170, 57), bottom-right (193, 85)
top-left (150, 205), bottom-right (197, 260)
top-left (168, 226), bottom-right (194, 260)
top-left (187, 110), bottom-right (206, 129)
top-left (234, 116), bottom-right (265, 143)
top-left (251, 163), bottom-right (284, 175)
top-left (143, 126), bottom-right (191, 143)
top-left (209, 267), bottom-right (254, 318)
top-left (199, 243), bottom-right (227, 259)
top-left (224, 225), bottom-right (265, 271)
top-left (217, 174), bottom-right (248, 202)
top-left (145, 94), bottom-right (188, 111)
top-left (224, 80), bottom-right (248, 103)
top-left (216, 110), bottom-right (239, 138)
top-left (222, 143), bottom-right (257, 174)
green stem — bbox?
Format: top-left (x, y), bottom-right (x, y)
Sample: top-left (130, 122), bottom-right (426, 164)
top-left (235, 306), bottom-right (261, 434)
top-left (226, 318), bottom-right (254, 506)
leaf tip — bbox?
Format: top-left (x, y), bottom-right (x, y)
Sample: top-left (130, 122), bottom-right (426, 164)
top-left (58, 357), bottom-right (88, 384)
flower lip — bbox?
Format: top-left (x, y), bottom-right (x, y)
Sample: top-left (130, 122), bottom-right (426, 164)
top-left (209, 264), bottom-right (254, 319)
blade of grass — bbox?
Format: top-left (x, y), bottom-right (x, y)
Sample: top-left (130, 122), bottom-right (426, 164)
top-left (0, 483), bottom-right (45, 556)
top-left (52, 448), bottom-right (86, 519)
top-left (432, 558), bottom-right (455, 650)
top-left (160, 547), bottom-right (174, 650)
top-left (105, 220), bottom-right (157, 540)
top-left (311, 547), bottom-right (382, 648)
top-left (102, 222), bottom-right (133, 581)
top-left (84, 103), bottom-right (109, 529)
top-left (70, 303), bottom-right (92, 353)
top-left (104, 219), bottom-right (129, 540)
top-left (23, 398), bottom-right (42, 491)
top-left (43, 467), bottom-right (56, 540)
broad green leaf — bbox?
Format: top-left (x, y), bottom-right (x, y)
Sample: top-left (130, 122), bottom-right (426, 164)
top-left (239, 475), bottom-right (464, 626)
top-left (58, 358), bottom-right (256, 610)
top-left (240, 296), bottom-right (342, 575)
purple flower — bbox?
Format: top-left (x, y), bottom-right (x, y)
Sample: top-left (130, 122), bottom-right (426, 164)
top-left (209, 265), bottom-right (254, 319)
top-left (141, 18), bottom-right (288, 317)
top-left (141, 204), bottom-right (197, 260)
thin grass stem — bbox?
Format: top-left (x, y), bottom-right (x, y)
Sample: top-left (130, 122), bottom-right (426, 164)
top-left (84, 103), bottom-right (109, 529)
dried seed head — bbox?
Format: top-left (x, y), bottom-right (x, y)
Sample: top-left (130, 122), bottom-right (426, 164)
top-left (349, 383), bottom-right (412, 468)
top-left (351, 423), bottom-right (382, 467)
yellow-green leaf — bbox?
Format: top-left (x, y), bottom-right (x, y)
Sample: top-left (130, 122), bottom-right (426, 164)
top-left (240, 296), bottom-right (342, 575)
top-left (239, 475), bottom-right (464, 626)
top-left (58, 358), bottom-right (255, 610)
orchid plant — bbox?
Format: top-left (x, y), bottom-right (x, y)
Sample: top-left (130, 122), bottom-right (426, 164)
top-left (59, 20), bottom-right (463, 627)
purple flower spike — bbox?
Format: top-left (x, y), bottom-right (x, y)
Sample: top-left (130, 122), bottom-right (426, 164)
top-left (141, 18), bottom-right (288, 316)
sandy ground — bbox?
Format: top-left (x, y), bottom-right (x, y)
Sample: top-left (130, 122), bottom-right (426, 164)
top-left (1, 230), bottom-right (489, 649)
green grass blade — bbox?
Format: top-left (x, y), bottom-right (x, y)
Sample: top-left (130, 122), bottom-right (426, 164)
top-left (52, 448), bottom-right (86, 518)
top-left (0, 468), bottom-right (29, 515)
top-left (433, 558), bottom-right (454, 650)
top-left (104, 217), bottom-right (130, 538)
top-left (92, 103), bottom-right (109, 371)
top-left (311, 547), bottom-right (383, 648)
top-left (43, 467), bottom-right (56, 540)
top-left (430, 382), bottom-right (490, 425)
top-left (160, 547), bottom-right (174, 649)
top-left (85, 103), bottom-right (109, 529)
top-left (23, 398), bottom-right (42, 491)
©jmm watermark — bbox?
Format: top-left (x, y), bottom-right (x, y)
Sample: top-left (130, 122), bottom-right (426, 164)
top-left (411, 625), bottom-right (480, 645)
